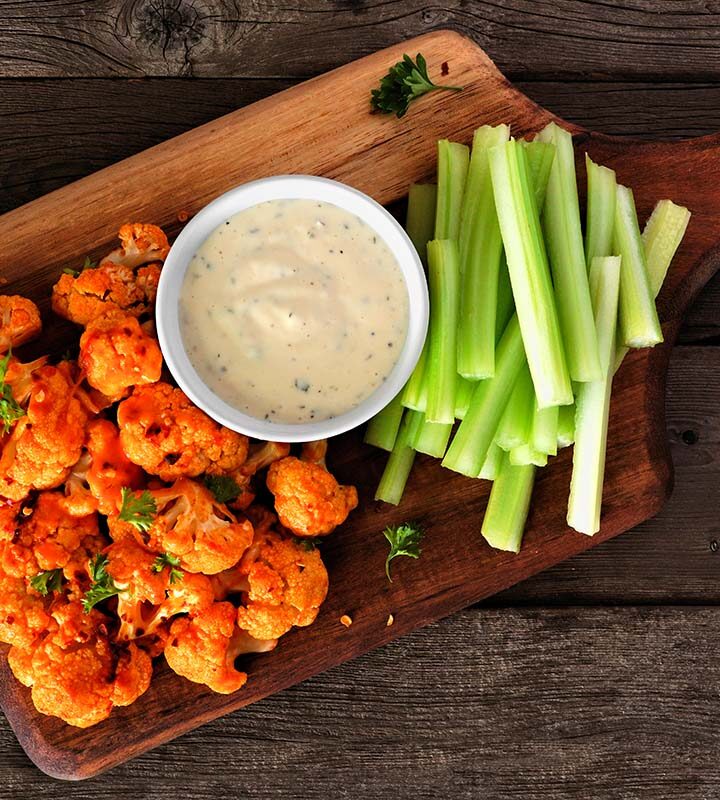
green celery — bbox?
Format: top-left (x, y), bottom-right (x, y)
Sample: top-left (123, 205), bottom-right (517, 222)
top-left (401, 343), bottom-right (428, 411)
top-left (375, 410), bottom-right (424, 505)
top-left (495, 362), bottom-right (533, 452)
top-left (536, 122), bottom-right (601, 382)
top-left (481, 452), bottom-right (536, 553)
top-left (531, 401), bottom-right (558, 456)
top-left (425, 240), bottom-right (460, 424)
top-left (442, 314), bottom-right (526, 476)
top-left (557, 403), bottom-right (576, 449)
top-left (406, 183), bottom-right (438, 265)
top-left (478, 441), bottom-right (504, 481)
top-left (523, 140), bottom-right (556, 210)
top-left (413, 415), bottom-right (453, 458)
top-left (489, 138), bottom-right (572, 408)
top-left (567, 256), bottom-right (622, 535)
top-left (614, 184), bottom-right (663, 348)
top-left (364, 390), bottom-right (405, 451)
top-left (495, 254), bottom-right (515, 342)
top-left (509, 444), bottom-right (547, 468)
top-left (455, 374), bottom-right (476, 420)
top-left (457, 125), bottom-right (509, 379)
top-left (435, 140), bottom-right (470, 239)
top-left (584, 154), bottom-right (617, 265)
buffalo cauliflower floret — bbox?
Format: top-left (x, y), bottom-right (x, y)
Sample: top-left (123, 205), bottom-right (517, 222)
top-left (117, 382), bottom-right (248, 481)
top-left (0, 572), bottom-right (51, 648)
top-left (266, 456), bottom-right (358, 537)
top-left (214, 524), bottom-right (329, 641)
top-left (0, 296), bottom-right (41, 353)
top-left (8, 600), bottom-right (152, 728)
top-left (103, 223), bottom-right (170, 269)
top-left (164, 601), bottom-right (276, 694)
top-left (79, 312), bottom-right (162, 401)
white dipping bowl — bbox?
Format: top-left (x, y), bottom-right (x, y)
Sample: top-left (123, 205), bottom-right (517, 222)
top-left (156, 175), bottom-right (428, 443)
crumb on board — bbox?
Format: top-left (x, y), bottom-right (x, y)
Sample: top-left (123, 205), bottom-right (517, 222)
top-left (177, 210), bottom-right (190, 223)
top-left (386, 614), bottom-right (394, 627)
top-left (441, 61), bottom-right (449, 76)
top-left (340, 614), bottom-right (353, 628)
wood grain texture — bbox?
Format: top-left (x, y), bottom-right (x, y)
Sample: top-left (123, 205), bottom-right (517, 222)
top-left (2, 0), bottom-right (720, 80)
top-left (2, 605), bottom-right (720, 799)
top-left (0, 30), bottom-right (718, 779)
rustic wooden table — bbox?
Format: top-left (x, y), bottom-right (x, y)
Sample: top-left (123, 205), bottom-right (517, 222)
top-left (1, 2), bottom-right (718, 796)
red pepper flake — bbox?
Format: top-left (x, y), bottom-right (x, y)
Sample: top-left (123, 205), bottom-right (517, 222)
top-left (177, 210), bottom-right (190, 223)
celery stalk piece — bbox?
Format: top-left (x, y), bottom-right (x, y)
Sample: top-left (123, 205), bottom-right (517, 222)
top-left (614, 184), bottom-right (663, 348)
top-left (536, 122), bottom-right (601, 382)
top-left (531, 401), bottom-right (559, 456)
top-left (584, 154), bottom-right (617, 265)
top-left (425, 240), bottom-right (460, 424)
top-left (435, 140), bottom-right (470, 240)
top-left (375, 410), bottom-right (424, 505)
top-left (489, 139), bottom-right (573, 408)
top-left (457, 125), bottom-right (509, 379)
top-left (442, 314), bottom-right (526, 476)
top-left (413, 415), bottom-right (453, 458)
top-left (523, 140), bottom-right (556, 210)
top-left (364, 390), bottom-right (405, 451)
top-left (509, 444), bottom-right (548, 468)
top-left (495, 254), bottom-right (515, 343)
top-left (482, 452), bottom-right (536, 553)
top-left (401, 342), bottom-right (428, 411)
top-left (454, 374), bottom-right (476, 420)
top-left (614, 199), bottom-right (691, 371)
top-left (567, 256), bottom-right (622, 535)
top-left (557, 402), bottom-right (576, 449)
top-left (406, 183), bottom-right (438, 265)
top-left (478, 441), bottom-right (504, 481)
top-left (496, 362), bottom-right (533, 452)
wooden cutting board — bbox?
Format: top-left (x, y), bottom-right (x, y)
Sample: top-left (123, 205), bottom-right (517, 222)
top-left (1, 29), bottom-right (719, 780)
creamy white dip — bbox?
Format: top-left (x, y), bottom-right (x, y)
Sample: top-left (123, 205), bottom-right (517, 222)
top-left (179, 199), bottom-right (409, 424)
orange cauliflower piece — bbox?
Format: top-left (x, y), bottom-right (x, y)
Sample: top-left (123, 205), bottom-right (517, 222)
top-left (164, 601), bottom-right (275, 694)
top-left (266, 456), bottom-right (358, 537)
top-left (8, 600), bottom-right (152, 727)
top-left (104, 223), bottom-right (170, 269)
top-left (0, 572), bottom-right (51, 648)
top-left (214, 524), bottom-right (329, 640)
top-left (79, 313), bottom-right (162, 401)
top-left (0, 296), bottom-right (41, 353)
top-left (117, 382), bottom-right (248, 481)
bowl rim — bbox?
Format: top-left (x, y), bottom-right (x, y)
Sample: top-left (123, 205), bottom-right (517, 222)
top-left (156, 175), bottom-right (428, 443)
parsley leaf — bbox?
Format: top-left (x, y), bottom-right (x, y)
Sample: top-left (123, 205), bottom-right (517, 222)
top-left (0, 351), bottom-right (25, 435)
top-left (62, 256), bottom-right (96, 278)
top-left (370, 53), bottom-right (462, 118)
top-left (383, 522), bottom-right (424, 582)
top-left (152, 552), bottom-right (183, 585)
top-left (30, 569), bottom-right (64, 597)
top-left (83, 554), bottom-right (119, 613)
top-left (202, 474), bottom-right (240, 504)
top-left (118, 487), bottom-right (157, 532)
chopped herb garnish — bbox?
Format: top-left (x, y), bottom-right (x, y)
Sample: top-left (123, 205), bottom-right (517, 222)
top-left (118, 487), bottom-right (157, 532)
top-left (82, 256), bottom-right (97, 270)
top-left (0, 351), bottom-right (25, 435)
top-left (370, 53), bottom-right (462, 118)
top-left (83, 554), bottom-right (119, 613)
top-left (30, 569), bottom-right (64, 597)
top-left (152, 552), bottom-right (183, 585)
top-left (202, 474), bottom-right (240, 504)
top-left (383, 522), bottom-right (424, 582)
top-left (62, 267), bottom-right (79, 277)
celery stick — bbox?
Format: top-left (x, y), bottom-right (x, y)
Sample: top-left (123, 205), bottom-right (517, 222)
top-left (531, 401), bottom-right (559, 456)
top-left (614, 184), bottom-right (663, 348)
top-left (557, 403), bottom-right (576, 449)
top-left (523, 140), bottom-right (556, 210)
top-left (364, 390), bottom-right (404, 451)
top-left (482, 452), bottom-right (536, 553)
top-left (584, 154), bottom-right (617, 265)
top-left (401, 342), bottom-right (428, 411)
top-left (455, 374), bottom-right (476, 420)
top-left (478, 441), bottom-right (504, 481)
top-left (567, 256), bottom-right (622, 535)
top-left (375, 410), bottom-right (424, 505)
top-left (536, 122), bottom-right (601, 382)
top-left (642, 199), bottom-right (692, 297)
top-left (489, 139), bottom-right (573, 408)
top-left (457, 125), bottom-right (509, 379)
top-left (425, 240), bottom-right (460, 424)
top-left (496, 362), bottom-right (533, 451)
top-left (413, 415), bottom-right (453, 458)
top-left (442, 314), bottom-right (526, 476)
top-left (509, 444), bottom-right (547, 468)
top-left (406, 183), bottom-right (438, 265)
top-left (495, 254), bottom-right (515, 342)
top-left (435, 140), bottom-right (470, 240)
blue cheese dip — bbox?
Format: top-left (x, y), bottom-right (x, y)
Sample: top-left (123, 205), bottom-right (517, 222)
top-left (179, 198), bottom-right (409, 424)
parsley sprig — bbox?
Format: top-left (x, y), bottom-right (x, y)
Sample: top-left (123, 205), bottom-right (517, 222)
top-left (30, 569), bottom-right (64, 597)
top-left (0, 351), bottom-right (25, 435)
top-left (118, 488), bottom-right (157, 532)
top-left (202, 474), bottom-right (240, 504)
top-left (152, 552), bottom-right (183, 585)
top-left (370, 53), bottom-right (462, 118)
top-left (383, 522), bottom-right (424, 582)
top-left (62, 256), bottom-right (98, 278)
top-left (83, 554), bottom-right (119, 613)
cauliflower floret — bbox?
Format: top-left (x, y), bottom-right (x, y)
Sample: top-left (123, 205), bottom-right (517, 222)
top-left (214, 524), bottom-right (329, 641)
top-left (0, 365), bottom-right (88, 501)
top-left (79, 312), bottom-right (162, 401)
top-left (117, 382), bottom-right (248, 481)
top-left (164, 601), bottom-right (276, 694)
top-left (266, 456), bottom-right (358, 537)
top-left (8, 600), bottom-right (152, 728)
top-left (0, 572), bottom-right (51, 648)
top-left (103, 223), bottom-right (170, 269)
top-left (0, 296), bottom-right (41, 353)
top-left (64, 419), bottom-right (145, 516)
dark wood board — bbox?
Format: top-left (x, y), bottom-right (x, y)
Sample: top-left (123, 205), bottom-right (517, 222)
top-left (1, 29), bottom-right (720, 780)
